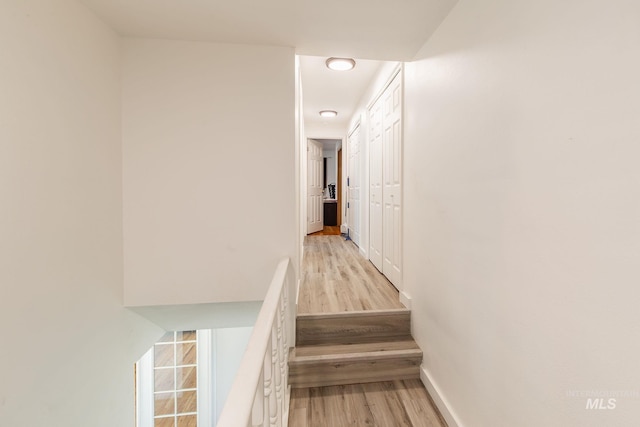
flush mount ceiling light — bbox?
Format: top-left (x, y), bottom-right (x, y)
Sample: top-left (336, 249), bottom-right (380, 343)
top-left (319, 110), bottom-right (338, 118)
top-left (326, 57), bottom-right (356, 71)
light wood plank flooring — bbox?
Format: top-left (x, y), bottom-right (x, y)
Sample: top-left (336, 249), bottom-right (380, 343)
top-left (298, 235), bottom-right (404, 314)
top-left (292, 235), bottom-right (447, 427)
top-left (289, 379), bottom-right (447, 427)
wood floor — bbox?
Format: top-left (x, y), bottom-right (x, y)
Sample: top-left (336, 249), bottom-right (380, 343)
top-left (290, 235), bottom-right (447, 427)
top-left (289, 379), bottom-right (447, 427)
top-left (298, 235), bottom-right (405, 314)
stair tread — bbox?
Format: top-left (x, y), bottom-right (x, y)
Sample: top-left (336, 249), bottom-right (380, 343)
top-left (289, 338), bottom-right (423, 387)
top-left (297, 308), bottom-right (410, 320)
top-left (290, 348), bottom-right (423, 366)
top-left (291, 339), bottom-right (421, 361)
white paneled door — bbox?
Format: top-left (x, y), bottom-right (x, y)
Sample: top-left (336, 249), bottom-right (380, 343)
top-left (369, 98), bottom-right (384, 271)
top-left (382, 73), bottom-right (403, 288)
top-left (348, 125), bottom-right (361, 246)
top-left (368, 69), bottom-right (403, 290)
top-left (307, 139), bottom-right (324, 234)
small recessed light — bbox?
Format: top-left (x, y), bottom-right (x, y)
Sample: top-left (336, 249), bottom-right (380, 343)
top-left (319, 110), bottom-right (338, 118)
top-left (326, 57), bottom-right (356, 71)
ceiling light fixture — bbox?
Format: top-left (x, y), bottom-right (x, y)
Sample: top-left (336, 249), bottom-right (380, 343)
top-left (326, 57), bottom-right (356, 71)
top-left (319, 110), bottom-right (338, 118)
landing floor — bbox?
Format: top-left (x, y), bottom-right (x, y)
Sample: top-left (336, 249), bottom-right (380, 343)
top-left (297, 235), bottom-right (404, 314)
top-left (289, 379), bottom-right (447, 427)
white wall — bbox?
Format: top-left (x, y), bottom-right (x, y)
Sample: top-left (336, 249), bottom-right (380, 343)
top-left (304, 123), bottom-right (345, 140)
top-left (212, 327), bottom-right (254, 423)
top-left (404, 1), bottom-right (640, 426)
top-left (122, 39), bottom-right (296, 306)
top-left (295, 56), bottom-right (305, 293)
top-left (0, 1), bottom-right (163, 426)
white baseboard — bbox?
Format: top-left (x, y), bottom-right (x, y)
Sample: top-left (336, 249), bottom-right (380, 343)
top-left (420, 366), bottom-right (464, 427)
top-left (399, 291), bottom-right (412, 309)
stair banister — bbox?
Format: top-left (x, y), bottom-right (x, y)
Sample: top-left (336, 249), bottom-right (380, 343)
top-left (217, 258), bottom-right (295, 427)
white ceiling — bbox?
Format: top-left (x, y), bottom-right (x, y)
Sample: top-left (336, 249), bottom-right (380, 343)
top-left (300, 55), bottom-right (385, 138)
top-left (79, 0), bottom-right (457, 138)
top-left (80, 0), bottom-right (456, 61)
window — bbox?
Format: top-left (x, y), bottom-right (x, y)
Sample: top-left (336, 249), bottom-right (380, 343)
top-left (137, 331), bottom-right (211, 427)
top-left (153, 331), bottom-right (198, 427)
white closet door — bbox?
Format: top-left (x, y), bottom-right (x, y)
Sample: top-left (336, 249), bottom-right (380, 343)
top-left (307, 139), bottom-right (324, 234)
top-left (369, 98), bottom-right (384, 271)
top-left (382, 72), bottom-right (403, 288)
top-left (348, 125), bottom-right (361, 246)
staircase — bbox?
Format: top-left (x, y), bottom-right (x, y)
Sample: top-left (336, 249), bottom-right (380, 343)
top-left (289, 308), bottom-right (422, 388)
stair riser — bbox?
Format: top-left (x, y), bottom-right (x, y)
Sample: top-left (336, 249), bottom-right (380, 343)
top-left (289, 356), bottom-right (422, 388)
top-left (297, 310), bottom-right (411, 346)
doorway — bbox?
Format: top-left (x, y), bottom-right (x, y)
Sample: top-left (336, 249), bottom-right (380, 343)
top-left (307, 139), bottom-right (324, 234)
top-left (306, 138), bottom-right (342, 236)
top-left (337, 147), bottom-right (342, 229)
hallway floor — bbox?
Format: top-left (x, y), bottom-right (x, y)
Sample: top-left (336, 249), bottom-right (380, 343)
top-left (297, 235), bottom-right (405, 314)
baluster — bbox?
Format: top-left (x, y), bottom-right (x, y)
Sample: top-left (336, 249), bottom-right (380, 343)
top-left (279, 291), bottom-right (287, 383)
top-left (252, 367), bottom-right (265, 427)
top-left (284, 275), bottom-right (294, 353)
top-left (263, 338), bottom-right (272, 427)
top-left (274, 321), bottom-right (283, 426)
top-left (269, 324), bottom-right (278, 426)
top-left (279, 277), bottom-right (295, 425)
top-left (277, 293), bottom-right (286, 425)
top-left (250, 368), bottom-right (265, 427)
top-left (281, 286), bottom-right (288, 351)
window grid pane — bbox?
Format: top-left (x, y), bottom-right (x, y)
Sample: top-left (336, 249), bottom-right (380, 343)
top-left (153, 331), bottom-right (197, 426)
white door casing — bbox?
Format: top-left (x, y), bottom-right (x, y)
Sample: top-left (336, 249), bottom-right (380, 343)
top-left (382, 72), bottom-right (403, 289)
top-left (307, 139), bottom-right (324, 234)
top-left (369, 98), bottom-right (383, 271)
top-left (348, 124), bottom-right (361, 246)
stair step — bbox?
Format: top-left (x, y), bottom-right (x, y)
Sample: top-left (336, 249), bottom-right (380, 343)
top-left (294, 339), bottom-right (420, 358)
top-left (289, 339), bottom-right (422, 388)
top-left (296, 308), bottom-right (411, 346)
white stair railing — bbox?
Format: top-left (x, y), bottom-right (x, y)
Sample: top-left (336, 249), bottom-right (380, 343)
top-left (217, 258), bottom-right (296, 427)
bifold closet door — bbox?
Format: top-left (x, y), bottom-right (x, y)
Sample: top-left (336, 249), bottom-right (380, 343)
top-left (348, 125), bottom-right (361, 246)
top-left (369, 98), bottom-right (384, 271)
top-left (368, 71), bottom-right (403, 289)
top-left (382, 72), bottom-right (402, 289)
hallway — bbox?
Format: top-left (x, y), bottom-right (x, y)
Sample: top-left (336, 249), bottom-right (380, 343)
top-left (290, 235), bottom-right (446, 427)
